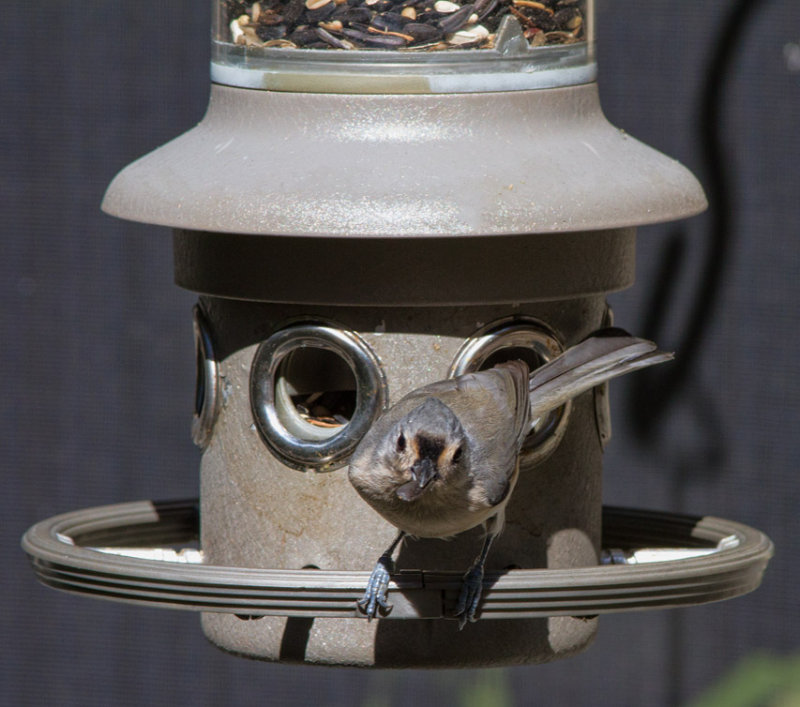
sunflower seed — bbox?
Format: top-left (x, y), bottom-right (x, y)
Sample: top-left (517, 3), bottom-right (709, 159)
top-left (404, 22), bottom-right (444, 42)
top-left (305, 3), bottom-right (337, 22)
top-left (438, 4), bottom-right (474, 33)
top-left (341, 27), bottom-right (409, 46)
top-left (316, 26), bottom-right (353, 47)
top-left (447, 23), bottom-right (488, 44)
top-left (371, 12), bottom-right (409, 32)
top-left (434, 1), bottom-right (461, 12)
top-left (256, 23), bottom-right (288, 40)
top-left (319, 19), bottom-right (344, 30)
top-left (282, 0), bottom-right (306, 25)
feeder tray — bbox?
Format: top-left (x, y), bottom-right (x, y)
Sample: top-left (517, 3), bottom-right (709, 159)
top-left (23, 499), bottom-right (773, 620)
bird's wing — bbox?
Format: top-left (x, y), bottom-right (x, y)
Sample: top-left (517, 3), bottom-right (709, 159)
top-left (527, 328), bottom-right (673, 421)
top-left (444, 361), bottom-right (531, 506)
top-left (490, 360), bottom-right (532, 450)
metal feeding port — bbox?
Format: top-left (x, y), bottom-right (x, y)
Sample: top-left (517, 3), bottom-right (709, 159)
top-left (23, 0), bottom-right (773, 670)
top-left (249, 322), bottom-right (388, 471)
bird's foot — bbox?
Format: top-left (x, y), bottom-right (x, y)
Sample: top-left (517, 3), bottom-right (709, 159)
top-left (357, 553), bottom-right (395, 620)
top-left (453, 562), bottom-right (485, 630)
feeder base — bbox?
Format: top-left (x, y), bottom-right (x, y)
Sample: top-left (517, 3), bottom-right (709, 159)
top-left (201, 613), bottom-right (595, 668)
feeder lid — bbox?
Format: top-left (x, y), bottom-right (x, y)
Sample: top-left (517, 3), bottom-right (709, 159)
top-left (101, 82), bottom-right (706, 238)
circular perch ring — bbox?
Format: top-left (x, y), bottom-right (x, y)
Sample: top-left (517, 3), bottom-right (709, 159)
top-left (23, 499), bottom-right (773, 621)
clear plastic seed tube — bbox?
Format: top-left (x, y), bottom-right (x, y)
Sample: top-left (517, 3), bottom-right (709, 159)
top-left (212, 0), bottom-right (596, 93)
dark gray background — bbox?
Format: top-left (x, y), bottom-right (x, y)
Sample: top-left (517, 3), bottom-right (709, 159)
top-left (3, 1), bottom-right (798, 705)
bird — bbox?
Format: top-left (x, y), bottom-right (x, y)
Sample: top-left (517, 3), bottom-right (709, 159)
top-left (347, 327), bottom-right (673, 628)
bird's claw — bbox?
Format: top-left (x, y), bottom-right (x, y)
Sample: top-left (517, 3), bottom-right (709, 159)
top-left (453, 563), bottom-right (485, 630)
top-left (357, 553), bottom-right (394, 620)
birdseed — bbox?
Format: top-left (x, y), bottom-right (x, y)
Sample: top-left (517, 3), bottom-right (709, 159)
top-left (220, 0), bottom-right (585, 51)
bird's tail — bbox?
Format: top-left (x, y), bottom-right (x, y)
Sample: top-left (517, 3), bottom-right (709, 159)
top-left (527, 328), bottom-right (673, 420)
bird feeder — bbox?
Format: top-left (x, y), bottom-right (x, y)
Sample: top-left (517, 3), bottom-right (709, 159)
top-left (23, 0), bottom-right (773, 669)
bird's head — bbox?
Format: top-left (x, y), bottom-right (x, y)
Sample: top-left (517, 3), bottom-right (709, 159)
top-left (380, 398), bottom-right (468, 503)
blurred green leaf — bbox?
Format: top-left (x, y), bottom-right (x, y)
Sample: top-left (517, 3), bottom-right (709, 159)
top-left (460, 669), bottom-right (514, 707)
top-left (687, 653), bottom-right (800, 707)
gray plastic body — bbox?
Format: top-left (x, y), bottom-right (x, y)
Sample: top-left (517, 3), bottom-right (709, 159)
top-left (198, 296), bottom-right (607, 666)
top-left (98, 78), bottom-right (707, 666)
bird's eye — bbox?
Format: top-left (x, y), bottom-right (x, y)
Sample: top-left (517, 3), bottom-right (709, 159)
top-left (396, 434), bottom-right (406, 453)
top-left (452, 446), bottom-right (463, 464)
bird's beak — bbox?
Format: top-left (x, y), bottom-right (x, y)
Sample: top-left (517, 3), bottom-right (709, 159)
top-left (395, 457), bottom-right (438, 502)
top-left (411, 457), bottom-right (437, 490)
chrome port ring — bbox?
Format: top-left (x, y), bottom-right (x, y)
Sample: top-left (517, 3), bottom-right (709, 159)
top-left (250, 323), bottom-right (387, 471)
top-left (191, 305), bottom-right (220, 449)
top-left (450, 317), bottom-right (570, 468)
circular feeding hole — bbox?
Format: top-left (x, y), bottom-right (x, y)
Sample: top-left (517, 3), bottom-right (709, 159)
top-left (478, 345), bottom-right (546, 373)
top-left (274, 347), bottom-right (358, 442)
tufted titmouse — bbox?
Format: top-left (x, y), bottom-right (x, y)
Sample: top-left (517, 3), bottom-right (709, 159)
top-left (348, 328), bottom-right (672, 628)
